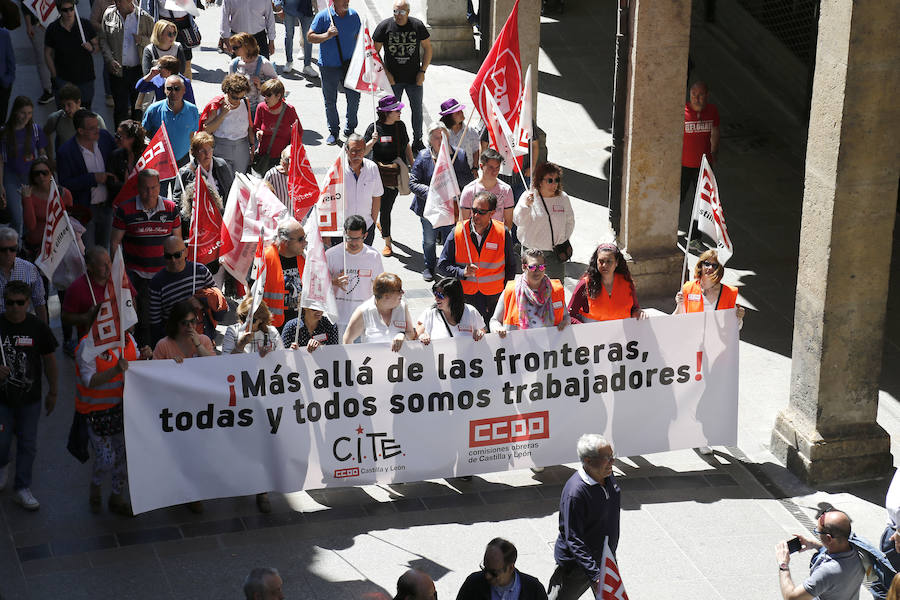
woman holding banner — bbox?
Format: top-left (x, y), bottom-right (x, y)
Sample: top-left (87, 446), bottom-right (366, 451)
top-left (416, 277), bottom-right (485, 344)
top-left (282, 307), bottom-right (339, 352)
top-left (152, 299), bottom-right (216, 361)
top-left (568, 242), bottom-right (644, 323)
top-left (224, 295), bottom-right (282, 356)
top-left (342, 273), bottom-right (416, 351)
top-left (674, 249), bottom-right (745, 327)
top-left (491, 249), bottom-right (569, 337)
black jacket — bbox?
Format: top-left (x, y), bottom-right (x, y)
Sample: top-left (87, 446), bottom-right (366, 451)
top-left (456, 570), bottom-right (548, 600)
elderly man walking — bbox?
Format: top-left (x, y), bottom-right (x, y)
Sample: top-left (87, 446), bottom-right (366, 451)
top-left (261, 217), bottom-right (307, 329)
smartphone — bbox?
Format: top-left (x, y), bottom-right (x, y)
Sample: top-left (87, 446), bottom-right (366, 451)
top-left (787, 537), bottom-right (802, 554)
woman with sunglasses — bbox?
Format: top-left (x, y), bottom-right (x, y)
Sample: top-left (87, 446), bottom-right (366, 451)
top-left (674, 249), bottom-right (745, 327)
top-left (228, 32), bottom-right (277, 116)
top-left (568, 242), bottom-right (644, 323)
top-left (513, 162), bottom-right (574, 282)
top-left (141, 21), bottom-right (186, 78)
top-left (491, 248), bottom-right (569, 337)
top-left (152, 299), bottom-right (216, 362)
top-left (200, 74), bottom-right (255, 175)
top-left (21, 158), bottom-right (73, 255)
top-left (224, 295), bottom-right (282, 356)
top-left (416, 277), bottom-right (485, 345)
top-left (343, 272), bottom-right (416, 351)
top-left (253, 79), bottom-right (299, 177)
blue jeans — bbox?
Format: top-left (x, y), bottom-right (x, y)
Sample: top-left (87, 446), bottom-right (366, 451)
top-left (321, 65), bottom-right (360, 136)
top-left (420, 216), bottom-right (453, 273)
top-left (2, 170), bottom-right (24, 238)
top-left (54, 77), bottom-right (95, 110)
top-left (0, 400), bottom-right (42, 490)
top-left (391, 82), bottom-right (424, 144)
top-left (284, 14), bottom-right (314, 66)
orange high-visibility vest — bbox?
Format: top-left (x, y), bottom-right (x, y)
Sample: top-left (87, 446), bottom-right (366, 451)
top-left (263, 244), bottom-right (306, 327)
top-left (501, 279), bottom-right (566, 327)
top-left (74, 335), bottom-right (138, 415)
top-left (454, 220), bottom-right (506, 296)
top-left (577, 272), bottom-right (635, 322)
top-left (681, 280), bottom-right (738, 313)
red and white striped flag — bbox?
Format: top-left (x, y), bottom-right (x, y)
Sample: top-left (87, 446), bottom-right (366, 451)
top-left (26, 0), bottom-right (58, 27)
top-left (187, 170), bottom-right (223, 264)
top-left (34, 179), bottom-right (75, 279)
top-left (112, 124), bottom-right (178, 206)
top-left (287, 123), bottom-right (319, 221)
top-left (315, 153), bottom-right (345, 237)
top-left (220, 173), bottom-right (255, 283)
top-left (599, 538), bottom-right (629, 600)
top-left (82, 247), bottom-right (138, 360)
top-left (692, 154), bottom-right (733, 264)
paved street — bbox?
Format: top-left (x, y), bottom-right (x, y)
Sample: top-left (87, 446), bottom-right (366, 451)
top-left (1, 0), bottom-right (898, 598)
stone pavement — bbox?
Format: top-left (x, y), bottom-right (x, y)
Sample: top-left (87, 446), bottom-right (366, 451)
top-left (1, 0), bottom-right (898, 598)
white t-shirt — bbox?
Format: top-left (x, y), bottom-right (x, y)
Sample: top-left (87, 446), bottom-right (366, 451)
top-left (216, 99), bottom-right (251, 141)
top-left (417, 305), bottom-right (485, 340)
top-left (360, 297), bottom-right (408, 344)
top-left (343, 159), bottom-right (385, 230)
top-left (222, 324), bottom-right (283, 354)
top-left (459, 179), bottom-right (514, 223)
top-left (325, 243), bottom-right (384, 327)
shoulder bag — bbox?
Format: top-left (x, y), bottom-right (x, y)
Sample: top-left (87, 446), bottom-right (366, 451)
top-left (252, 104), bottom-right (287, 175)
top-left (537, 191), bottom-right (573, 262)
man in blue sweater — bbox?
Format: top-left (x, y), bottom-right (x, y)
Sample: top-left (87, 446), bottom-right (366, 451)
top-left (548, 433), bottom-right (621, 600)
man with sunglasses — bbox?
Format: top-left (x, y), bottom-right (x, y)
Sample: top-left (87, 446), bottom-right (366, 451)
top-left (457, 538), bottom-right (547, 600)
top-left (44, 0), bottom-right (99, 110)
top-left (775, 510), bottom-right (865, 600)
top-left (259, 217), bottom-right (307, 329)
top-left (438, 191), bottom-right (517, 328)
top-left (148, 236), bottom-right (219, 345)
top-left (141, 75), bottom-right (199, 174)
top-left (0, 280), bottom-right (58, 511)
top-left (547, 434), bottom-right (620, 600)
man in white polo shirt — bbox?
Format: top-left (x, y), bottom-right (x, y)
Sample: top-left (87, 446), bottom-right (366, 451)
top-left (343, 134), bottom-right (383, 246)
top-left (325, 215), bottom-right (384, 337)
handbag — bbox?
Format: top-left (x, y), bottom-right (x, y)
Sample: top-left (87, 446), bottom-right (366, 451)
top-left (66, 411), bottom-right (90, 463)
top-left (537, 191), bottom-right (573, 262)
top-left (86, 404), bottom-right (125, 436)
top-left (375, 123), bottom-right (404, 189)
top-left (252, 103), bottom-right (287, 175)
top-left (176, 14), bottom-right (202, 49)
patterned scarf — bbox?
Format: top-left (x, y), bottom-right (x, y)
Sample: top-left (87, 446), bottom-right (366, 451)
top-left (514, 274), bottom-right (555, 329)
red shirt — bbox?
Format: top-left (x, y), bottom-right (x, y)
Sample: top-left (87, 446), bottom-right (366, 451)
top-left (62, 273), bottom-right (137, 337)
top-left (682, 103), bottom-right (719, 168)
top-left (254, 102), bottom-right (300, 159)
top-left (22, 187), bottom-right (74, 248)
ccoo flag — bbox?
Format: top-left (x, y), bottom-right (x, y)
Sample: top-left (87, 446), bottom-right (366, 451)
top-left (34, 178), bottom-right (75, 279)
top-left (299, 207), bottom-right (338, 322)
top-left (112, 124), bottom-right (178, 206)
top-left (692, 154), bottom-right (733, 265)
top-left (287, 122), bottom-right (319, 221)
top-left (484, 89), bottom-right (520, 177)
top-left (187, 170), bottom-right (224, 264)
top-left (599, 538), bottom-right (630, 600)
top-left (469, 0), bottom-right (522, 128)
top-left (422, 135), bottom-right (460, 228)
top-left (314, 153), bottom-right (345, 237)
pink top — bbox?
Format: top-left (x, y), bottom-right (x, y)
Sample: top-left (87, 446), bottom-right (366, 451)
top-left (152, 335), bottom-right (215, 360)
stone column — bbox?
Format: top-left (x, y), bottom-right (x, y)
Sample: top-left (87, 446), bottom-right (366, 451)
top-left (423, 0), bottom-right (475, 60)
top-left (489, 0), bottom-right (541, 116)
top-left (618, 0), bottom-right (690, 296)
top-left (770, 1), bottom-right (899, 483)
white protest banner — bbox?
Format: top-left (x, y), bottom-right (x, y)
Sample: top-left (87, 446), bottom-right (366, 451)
top-left (125, 310), bottom-right (739, 514)
top-left (423, 135), bottom-right (460, 228)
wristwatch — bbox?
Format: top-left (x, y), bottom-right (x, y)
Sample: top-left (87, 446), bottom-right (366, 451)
top-left (779, 563), bottom-right (790, 571)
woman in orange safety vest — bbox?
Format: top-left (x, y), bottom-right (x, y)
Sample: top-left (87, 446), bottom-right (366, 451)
top-left (491, 248), bottom-right (570, 336)
top-left (568, 242), bottom-right (644, 323)
top-left (674, 249), bottom-right (745, 327)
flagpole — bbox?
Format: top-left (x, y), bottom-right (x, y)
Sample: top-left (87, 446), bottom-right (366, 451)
top-left (74, 10), bottom-right (87, 44)
top-left (293, 308), bottom-right (301, 348)
top-left (340, 151), bottom-right (346, 275)
top-left (192, 168), bottom-right (200, 294)
top-left (450, 106), bottom-right (477, 165)
top-left (680, 156), bottom-right (705, 287)
top-left (65, 211), bottom-right (97, 306)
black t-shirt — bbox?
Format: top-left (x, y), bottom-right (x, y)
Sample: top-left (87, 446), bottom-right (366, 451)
top-left (364, 121), bottom-right (409, 164)
top-left (279, 254), bottom-right (302, 325)
top-left (0, 314), bottom-right (57, 407)
top-left (372, 17), bottom-right (430, 84)
top-left (45, 18), bottom-right (97, 83)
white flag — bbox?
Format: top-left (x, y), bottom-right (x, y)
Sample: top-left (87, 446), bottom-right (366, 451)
top-left (247, 238), bottom-right (267, 332)
top-left (513, 64), bottom-right (533, 157)
top-left (82, 247), bottom-right (137, 361)
top-left (299, 207), bottom-right (338, 321)
top-left (34, 179), bottom-right (75, 280)
top-left (484, 89), bottom-right (519, 177)
top-left (423, 135), bottom-right (460, 228)
top-left (692, 155), bottom-right (734, 265)
top-left (598, 538), bottom-right (630, 600)
top-left (241, 176), bottom-right (288, 243)
top-left (344, 20), bottom-right (393, 95)
top-left (220, 173), bottom-right (256, 282)
top-left (162, 0), bottom-right (199, 17)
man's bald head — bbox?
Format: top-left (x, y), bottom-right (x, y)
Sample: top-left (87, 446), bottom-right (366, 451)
top-left (394, 569), bottom-right (436, 600)
top-left (163, 236), bottom-right (186, 253)
top-left (163, 235), bottom-right (187, 272)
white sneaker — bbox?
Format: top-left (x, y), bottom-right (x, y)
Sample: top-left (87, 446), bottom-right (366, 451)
top-left (14, 488), bottom-right (40, 511)
top-left (302, 65), bottom-right (319, 78)
top-left (0, 464), bottom-right (7, 491)
top-left (283, 60), bottom-right (293, 73)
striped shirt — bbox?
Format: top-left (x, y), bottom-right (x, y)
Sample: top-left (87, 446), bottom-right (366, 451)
top-left (264, 165), bottom-right (289, 207)
top-left (113, 196), bottom-right (182, 278)
top-left (0, 257), bottom-right (47, 312)
top-left (148, 262), bottom-right (214, 344)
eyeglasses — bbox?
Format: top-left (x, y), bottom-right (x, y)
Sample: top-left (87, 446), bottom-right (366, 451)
top-left (59, 6), bottom-right (75, 12)
top-left (164, 250), bottom-right (184, 260)
top-left (180, 317), bottom-right (197, 326)
top-left (471, 208), bottom-right (491, 216)
top-left (165, 86), bottom-right (182, 92)
top-left (345, 234), bottom-right (365, 242)
top-left (0, 246), bottom-right (18, 253)
top-left (393, 8), bottom-right (408, 15)
top-left (589, 454), bottom-right (616, 464)
top-left (5, 299), bottom-right (26, 306)
top-left (346, 146), bottom-right (365, 155)
top-left (525, 264), bottom-right (546, 272)
top-left (543, 177), bottom-right (560, 184)
top-left (32, 170), bottom-right (51, 177)
top-left (701, 261), bottom-right (719, 269)
top-left (262, 92), bottom-right (273, 98)
top-left (433, 291), bottom-right (445, 300)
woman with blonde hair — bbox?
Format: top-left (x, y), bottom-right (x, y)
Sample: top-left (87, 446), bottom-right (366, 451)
top-left (142, 20), bottom-right (186, 77)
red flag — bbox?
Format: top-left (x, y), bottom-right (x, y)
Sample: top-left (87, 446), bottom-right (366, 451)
top-left (469, 0), bottom-right (522, 129)
top-left (112, 123), bottom-right (179, 206)
top-left (287, 123), bottom-right (319, 221)
top-left (187, 169), bottom-right (224, 264)
top-left (599, 538), bottom-right (629, 600)
top-left (314, 153), bottom-right (345, 237)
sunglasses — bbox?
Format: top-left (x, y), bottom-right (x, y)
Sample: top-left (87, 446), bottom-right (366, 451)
top-left (165, 86), bottom-right (182, 92)
top-left (0, 246), bottom-right (17, 253)
top-left (33, 170), bottom-right (51, 177)
top-left (480, 564), bottom-right (504, 578)
top-left (525, 264), bottom-right (546, 272)
top-left (471, 208), bottom-right (491, 216)
top-left (393, 8), bottom-right (407, 15)
top-left (262, 92), bottom-right (277, 98)
top-left (5, 299), bottom-right (26, 306)
top-left (164, 250), bottom-right (184, 260)
top-left (165, 30), bottom-right (176, 37)
top-left (701, 261), bottom-right (719, 269)
top-left (231, 45), bottom-right (242, 51)
top-left (59, 6), bottom-right (75, 12)
top-left (543, 177), bottom-right (560, 184)
top-left (433, 291), bottom-right (445, 300)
